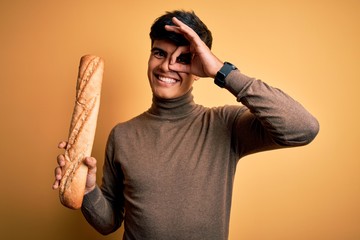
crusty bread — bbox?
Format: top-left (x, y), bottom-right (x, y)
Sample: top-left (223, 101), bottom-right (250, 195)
top-left (59, 55), bottom-right (104, 209)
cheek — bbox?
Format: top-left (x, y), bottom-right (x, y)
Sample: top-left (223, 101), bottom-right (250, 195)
top-left (147, 57), bottom-right (159, 74)
top-left (179, 73), bottom-right (195, 86)
top-left (147, 60), bottom-right (154, 79)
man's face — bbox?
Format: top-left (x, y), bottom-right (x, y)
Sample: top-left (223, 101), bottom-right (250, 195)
top-left (147, 39), bottom-right (196, 99)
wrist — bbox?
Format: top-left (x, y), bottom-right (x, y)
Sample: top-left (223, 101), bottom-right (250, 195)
top-left (210, 61), bottom-right (224, 78)
top-left (84, 185), bottom-right (96, 195)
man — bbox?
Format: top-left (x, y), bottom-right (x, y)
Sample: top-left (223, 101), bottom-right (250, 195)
top-left (53, 10), bottom-right (319, 239)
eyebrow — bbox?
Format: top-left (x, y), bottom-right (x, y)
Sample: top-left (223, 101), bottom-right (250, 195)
top-left (151, 47), bottom-right (166, 53)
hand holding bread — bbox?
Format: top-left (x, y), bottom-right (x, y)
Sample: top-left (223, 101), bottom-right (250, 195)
top-left (54, 142), bottom-right (97, 195)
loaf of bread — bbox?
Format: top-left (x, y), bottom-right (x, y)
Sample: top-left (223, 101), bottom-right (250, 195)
top-left (59, 55), bottom-right (104, 209)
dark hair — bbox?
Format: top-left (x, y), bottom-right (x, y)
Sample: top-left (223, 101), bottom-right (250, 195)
top-left (149, 10), bottom-right (212, 49)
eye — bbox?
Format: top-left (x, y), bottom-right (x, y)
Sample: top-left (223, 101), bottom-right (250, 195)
top-left (176, 53), bottom-right (191, 64)
top-left (152, 49), bottom-right (166, 59)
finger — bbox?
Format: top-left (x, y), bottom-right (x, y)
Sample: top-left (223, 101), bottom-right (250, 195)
top-left (164, 24), bottom-right (181, 34)
top-left (164, 18), bottom-right (197, 41)
top-left (52, 180), bottom-right (59, 190)
top-left (169, 45), bottom-right (191, 74)
top-left (52, 166), bottom-right (62, 190)
top-left (170, 45), bottom-right (190, 64)
top-left (170, 17), bottom-right (202, 43)
top-left (169, 61), bottom-right (191, 73)
top-left (54, 166), bottom-right (63, 180)
top-left (58, 141), bottom-right (68, 149)
top-left (83, 157), bottom-right (97, 172)
top-left (57, 154), bottom-right (66, 167)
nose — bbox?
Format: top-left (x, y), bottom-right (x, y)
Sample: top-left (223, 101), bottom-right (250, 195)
top-left (159, 58), bottom-right (171, 72)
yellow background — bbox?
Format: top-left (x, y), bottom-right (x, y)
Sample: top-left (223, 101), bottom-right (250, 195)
top-left (1, 0), bottom-right (359, 239)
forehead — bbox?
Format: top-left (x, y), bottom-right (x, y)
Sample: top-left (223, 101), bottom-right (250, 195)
top-left (152, 39), bottom-right (178, 52)
top-left (151, 39), bottom-right (190, 53)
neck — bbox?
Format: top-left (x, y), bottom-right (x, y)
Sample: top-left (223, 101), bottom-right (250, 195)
top-left (147, 89), bottom-right (197, 120)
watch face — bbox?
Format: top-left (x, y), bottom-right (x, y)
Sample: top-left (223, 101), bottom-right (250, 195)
top-left (214, 79), bottom-right (225, 87)
top-left (215, 72), bottom-right (226, 87)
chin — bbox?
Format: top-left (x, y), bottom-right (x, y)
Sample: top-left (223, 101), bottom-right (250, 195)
top-left (151, 85), bottom-right (179, 100)
top-left (154, 91), bottom-right (178, 99)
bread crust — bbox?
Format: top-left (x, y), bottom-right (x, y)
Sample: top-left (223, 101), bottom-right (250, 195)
top-left (59, 55), bottom-right (104, 209)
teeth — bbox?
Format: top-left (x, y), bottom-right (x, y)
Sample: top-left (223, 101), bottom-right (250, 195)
top-left (159, 76), bottom-right (176, 83)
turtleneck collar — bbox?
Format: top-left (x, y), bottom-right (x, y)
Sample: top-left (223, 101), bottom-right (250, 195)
top-left (147, 88), bottom-right (198, 120)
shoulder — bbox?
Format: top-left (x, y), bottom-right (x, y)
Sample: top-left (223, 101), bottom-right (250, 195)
top-left (109, 112), bottom-right (147, 138)
top-left (198, 105), bottom-right (248, 132)
top-left (210, 105), bottom-right (247, 121)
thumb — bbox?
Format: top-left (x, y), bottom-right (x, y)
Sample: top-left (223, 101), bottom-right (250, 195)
top-left (83, 157), bottom-right (97, 174)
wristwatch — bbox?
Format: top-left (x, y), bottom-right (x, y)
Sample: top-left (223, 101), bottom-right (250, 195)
top-left (214, 62), bottom-right (237, 88)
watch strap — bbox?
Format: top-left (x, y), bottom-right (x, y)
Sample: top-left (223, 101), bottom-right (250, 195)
top-left (214, 62), bottom-right (237, 88)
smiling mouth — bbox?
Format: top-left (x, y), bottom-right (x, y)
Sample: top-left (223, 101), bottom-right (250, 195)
top-left (157, 75), bottom-right (178, 84)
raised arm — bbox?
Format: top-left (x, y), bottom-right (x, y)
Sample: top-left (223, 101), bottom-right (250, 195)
top-left (224, 70), bottom-right (319, 156)
top-left (165, 17), bottom-right (319, 156)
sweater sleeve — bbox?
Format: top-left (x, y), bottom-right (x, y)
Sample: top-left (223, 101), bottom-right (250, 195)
top-left (81, 129), bottom-right (125, 235)
top-left (224, 70), bottom-right (319, 156)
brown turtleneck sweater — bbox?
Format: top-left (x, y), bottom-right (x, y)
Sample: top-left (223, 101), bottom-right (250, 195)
top-left (81, 70), bottom-right (319, 239)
